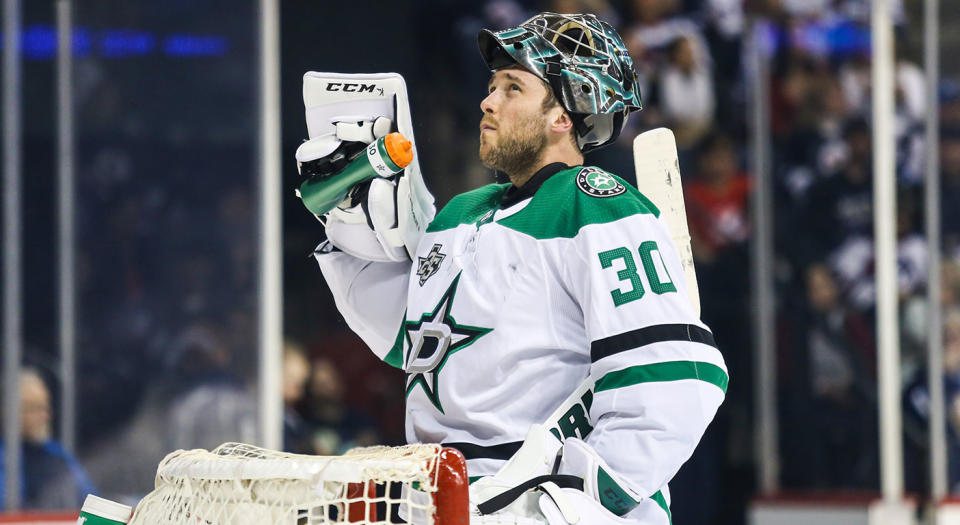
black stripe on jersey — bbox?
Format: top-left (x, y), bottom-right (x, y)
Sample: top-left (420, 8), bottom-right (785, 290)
top-left (591, 323), bottom-right (717, 363)
top-left (443, 441), bottom-right (523, 460)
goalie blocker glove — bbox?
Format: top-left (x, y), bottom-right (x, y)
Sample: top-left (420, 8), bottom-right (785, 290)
top-left (470, 425), bottom-right (647, 525)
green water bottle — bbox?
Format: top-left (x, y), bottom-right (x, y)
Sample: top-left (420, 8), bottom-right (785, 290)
top-left (77, 495), bottom-right (132, 525)
top-left (299, 132), bottom-right (413, 216)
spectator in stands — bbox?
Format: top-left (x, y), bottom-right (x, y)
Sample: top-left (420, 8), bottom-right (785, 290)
top-left (839, 48), bottom-right (922, 121)
top-left (0, 369), bottom-right (96, 510)
top-left (685, 132), bottom-right (750, 265)
top-left (303, 357), bottom-right (379, 455)
top-left (837, 46), bottom-right (925, 183)
top-left (942, 80), bottom-right (960, 128)
top-left (700, 0), bottom-right (744, 43)
top-left (780, 263), bottom-right (877, 489)
top-left (658, 35), bottom-right (716, 148)
top-left (549, 0), bottom-right (620, 27)
top-left (801, 117), bottom-right (873, 260)
top-left (627, 0), bottom-right (712, 114)
top-left (82, 319), bottom-right (256, 501)
top-left (948, 260), bottom-right (960, 311)
top-left (828, 193), bottom-right (927, 313)
top-left (903, 258), bottom-right (960, 402)
top-left (942, 126), bottom-right (960, 255)
top-left (778, 73), bottom-right (852, 202)
top-left (904, 307), bottom-right (960, 492)
top-left (163, 322), bottom-right (257, 451)
top-left (683, 133), bottom-right (751, 356)
top-left (699, 0), bottom-right (744, 137)
top-left (282, 340), bottom-right (313, 454)
top-left (628, 0), bottom-right (709, 56)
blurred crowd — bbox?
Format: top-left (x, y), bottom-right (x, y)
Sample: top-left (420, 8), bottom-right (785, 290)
top-left (6, 0), bottom-right (960, 523)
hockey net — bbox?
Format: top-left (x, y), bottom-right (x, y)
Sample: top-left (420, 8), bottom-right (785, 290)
top-left (128, 442), bottom-right (469, 525)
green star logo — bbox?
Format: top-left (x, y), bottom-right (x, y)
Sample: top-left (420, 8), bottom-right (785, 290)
top-left (576, 167), bottom-right (626, 198)
top-left (404, 272), bottom-right (492, 412)
top-left (588, 172), bottom-right (617, 190)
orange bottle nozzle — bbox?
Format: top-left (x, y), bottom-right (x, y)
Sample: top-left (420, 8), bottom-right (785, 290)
top-left (383, 132), bottom-right (414, 168)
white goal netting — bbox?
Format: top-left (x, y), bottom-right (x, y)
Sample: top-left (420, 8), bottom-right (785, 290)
top-left (128, 442), bottom-right (468, 525)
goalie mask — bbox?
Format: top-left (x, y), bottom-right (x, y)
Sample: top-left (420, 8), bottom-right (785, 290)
top-left (478, 12), bottom-right (643, 153)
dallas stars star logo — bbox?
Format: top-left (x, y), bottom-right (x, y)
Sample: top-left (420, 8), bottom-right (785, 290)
top-left (404, 272), bottom-right (491, 412)
top-left (576, 167), bottom-right (626, 197)
top-left (416, 243), bottom-right (446, 286)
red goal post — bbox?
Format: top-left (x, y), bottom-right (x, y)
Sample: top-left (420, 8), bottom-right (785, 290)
top-left (0, 513), bottom-right (78, 525)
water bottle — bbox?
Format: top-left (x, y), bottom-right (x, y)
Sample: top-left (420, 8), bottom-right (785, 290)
top-left (299, 132), bottom-right (413, 216)
top-left (77, 495), bottom-right (132, 525)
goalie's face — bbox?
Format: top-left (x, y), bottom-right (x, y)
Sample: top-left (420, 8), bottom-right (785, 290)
top-left (479, 67), bottom-right (556, 178)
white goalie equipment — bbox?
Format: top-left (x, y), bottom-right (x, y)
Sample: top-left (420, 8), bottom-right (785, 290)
top-left (297, 72), bottom-right (436, 262)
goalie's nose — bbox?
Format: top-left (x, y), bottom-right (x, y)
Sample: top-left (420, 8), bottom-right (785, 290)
top-left (480, 90), bottom-right (497, 116)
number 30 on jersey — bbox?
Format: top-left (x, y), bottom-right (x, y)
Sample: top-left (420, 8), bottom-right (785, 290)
top-left (598, 241), bottom-right (677, 307)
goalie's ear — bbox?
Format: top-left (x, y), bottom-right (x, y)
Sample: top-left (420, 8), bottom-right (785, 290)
top-left (546, 106), bottom-right (578, 152)
top-left (547, 106), bottom-right (575, 135)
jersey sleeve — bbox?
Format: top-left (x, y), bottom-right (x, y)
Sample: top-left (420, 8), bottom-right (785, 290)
top-left (313, 242), bottom-right (410, 367)
top-left (565, 207), bottom-right (727, 503)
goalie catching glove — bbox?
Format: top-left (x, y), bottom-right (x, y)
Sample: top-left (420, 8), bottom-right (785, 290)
top-left (470, 425), bottom-right (646, 524)
top-left (295, 72), bottom-right (436, 262)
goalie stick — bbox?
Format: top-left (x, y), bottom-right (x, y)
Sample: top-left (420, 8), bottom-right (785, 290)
top-left (543, 127), bottom-right (701, 441)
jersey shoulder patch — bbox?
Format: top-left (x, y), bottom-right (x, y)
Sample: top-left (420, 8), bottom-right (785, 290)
top-left (575, 167), bottom-right (627, 198)
top-left (497, 166), bottom-right (660, 239)
top-left (427, 183), bottom-right (510, 233)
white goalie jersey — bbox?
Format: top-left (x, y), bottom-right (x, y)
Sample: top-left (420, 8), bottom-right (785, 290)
top-left (315, 163), bottom-right (727, 523)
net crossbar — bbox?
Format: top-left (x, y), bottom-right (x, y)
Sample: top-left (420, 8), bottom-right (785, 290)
top-left (129, 442), bottom-right (468, 525)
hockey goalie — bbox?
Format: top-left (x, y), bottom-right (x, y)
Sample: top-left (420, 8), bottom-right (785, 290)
top-left (297, 12), bottom-right (727, 525)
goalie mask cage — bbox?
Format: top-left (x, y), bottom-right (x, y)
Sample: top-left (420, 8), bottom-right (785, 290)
top-left (128, 443), bottom-right (469, 525)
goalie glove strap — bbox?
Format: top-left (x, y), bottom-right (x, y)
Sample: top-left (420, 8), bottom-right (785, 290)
top-left (476, 475), bottom-right (583, 516)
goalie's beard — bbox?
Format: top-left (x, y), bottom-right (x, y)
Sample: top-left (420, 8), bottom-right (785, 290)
top-left (479, 112), bottom-right (547, 180)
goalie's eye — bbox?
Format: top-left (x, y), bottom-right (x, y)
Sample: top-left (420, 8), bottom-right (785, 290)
top-left (487, 83), bottom-right (521, 94)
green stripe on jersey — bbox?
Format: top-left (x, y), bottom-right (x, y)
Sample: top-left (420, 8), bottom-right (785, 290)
top-left (426, 167), bottom-right (659, 237)
top-left (497, 168), bottom-right (659, 239)
top-left (651, 490), bottom-right (672, 524)
top-left (383, 311), bottom-right (407, 369)
top-left (426, 183), bottom-right (509, 233)
top-left (595, 361), bottom-right (729, 394)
